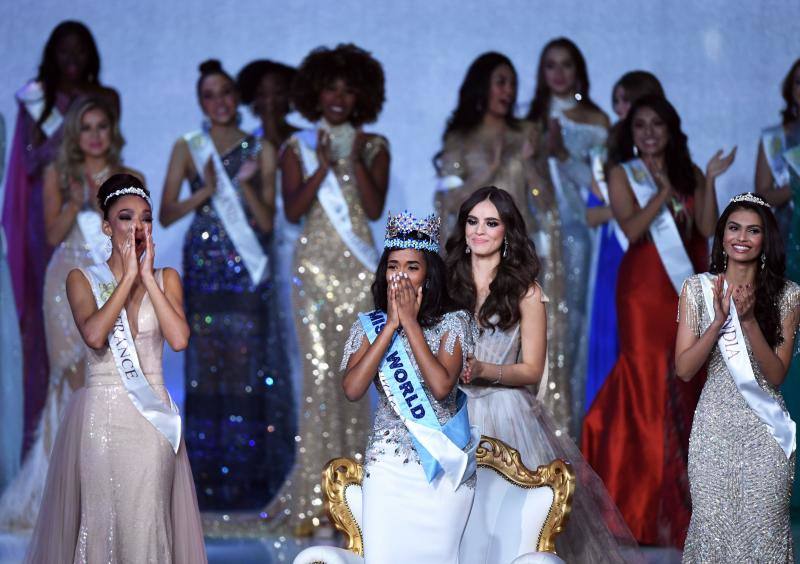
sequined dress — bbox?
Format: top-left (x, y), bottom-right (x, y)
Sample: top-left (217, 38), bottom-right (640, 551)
top-left (182, 134), bottom-right (292, 510)
top-left (462, 307), bottom-right (641, 563)
top-left (24, 268), bottom-right (207, 563)
top-left (342, 310), bottom-right (477, 564)
top-left (679, 275), bottom-right (799, 562)
top-left (268, 130), bottom-right (387, 532)
top-left (435, 122), bottom-right (572, 437)
top-left (0, 206), bottom-right (102, 530)
top-left (549, 115), bottom-right (608, 430)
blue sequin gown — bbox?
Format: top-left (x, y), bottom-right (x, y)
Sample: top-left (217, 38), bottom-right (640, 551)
top-left (584, 191), bottom-right (624, 411)
top-left (183, 134), bottom-right (293, 510)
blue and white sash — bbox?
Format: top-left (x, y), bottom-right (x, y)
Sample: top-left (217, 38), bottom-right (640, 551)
top-left (622, 159), bottom-right (693, 294)
top-left (84, 264), bottom-right (182, 453)
top-left (783, 145), bottom-right (800, 178)
top-left (295, 130), bottom-right (379, 272)
top-left (359, 310), bottom-right (477, 489)
top-left (699, 274), bottom-right (796, 458)
top-left (762, 124), bottom-right (790, 188)
top-left (590, 146), bottom-right (628, 251)
top-left (17, 81), bottom-right (62, 137)
top-left (184, 130), bottom-right (268, 285)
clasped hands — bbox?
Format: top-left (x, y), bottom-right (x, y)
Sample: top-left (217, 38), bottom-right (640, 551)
top-left (711, 273), bottom-right (756, 327)
top-left (385, 272), bottom-right (422, 331)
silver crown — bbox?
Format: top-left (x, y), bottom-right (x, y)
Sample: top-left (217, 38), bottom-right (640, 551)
top-left (729, 193), bottom-right (769, 208)
top-left (384, 210), bottom-right (440, 253)
top-left (103, 187), bottom-right (151, 207)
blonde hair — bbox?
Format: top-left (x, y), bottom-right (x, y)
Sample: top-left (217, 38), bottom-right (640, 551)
top-left (55, 97), bottom-right (125, 190)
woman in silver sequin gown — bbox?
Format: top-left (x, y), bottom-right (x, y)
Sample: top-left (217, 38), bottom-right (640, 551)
top-left (449, 187), bottom-right (641, 563)
top-left (0, 98), bottom-right (136, 530)
top-left (676, 195), bottom-right (800, 562)
top-left (341, 214), bottom-right (477, 564)
top-left (527, 38), bottom-right (610, 431)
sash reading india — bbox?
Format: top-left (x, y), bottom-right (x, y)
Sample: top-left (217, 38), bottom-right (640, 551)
top-left (183, 131), bottom-right (268, 285)
top-left (295, 130), bottom-right (379, 272)
top-left (85, 264), bottom-right (182, 453)
top-left (17, 81), bottom-right (62, 138)
top-left (359, 311), bottom-right (478, 490)
top-left (622, 159), bottom-right (693, 294)
top-left (699, 274), bottom-right (796, 458)
top-left (762, 125), bottom-right (790, 188)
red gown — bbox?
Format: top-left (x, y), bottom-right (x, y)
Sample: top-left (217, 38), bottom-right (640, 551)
top-left (581, 193), bottom-right (707, 548)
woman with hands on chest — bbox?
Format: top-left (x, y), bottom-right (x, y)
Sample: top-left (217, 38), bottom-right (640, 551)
top-left (676, 194), bottom-right (800, 562)
top-left (25, 174), bottom-right (206, 564)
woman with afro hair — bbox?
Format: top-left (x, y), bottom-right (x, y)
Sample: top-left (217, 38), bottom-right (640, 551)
top-left (270, 43), bottom-right (390, 535)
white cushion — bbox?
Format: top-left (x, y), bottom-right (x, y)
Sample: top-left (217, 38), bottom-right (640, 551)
top-left (344, 483), bottom-right (363, 532)
top-left (459, 467), bottom-right (554, 564)
top-left (293, 546), bottom-right (365, 564)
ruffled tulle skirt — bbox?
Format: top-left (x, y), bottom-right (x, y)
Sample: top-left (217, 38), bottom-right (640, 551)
top-left (463, 385), bottom-right (642, 563)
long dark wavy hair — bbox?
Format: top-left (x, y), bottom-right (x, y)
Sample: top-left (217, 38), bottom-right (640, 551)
top-left (781, 58), bottom-right (800, 125)
top-left (445, 186), bottom-right (540, 330)
top-left (610, 95), bottom-right (696, 196)
top-left (371, 236), bottom-right (454, 328)
top-left (441, 52), bottom-right (520, 141)
top-left (526, 37), bottom-right (601, 124)
top-left (37, 21), bottom-right (101, 130)
top-left (709, 194), bottom-right (786, 348)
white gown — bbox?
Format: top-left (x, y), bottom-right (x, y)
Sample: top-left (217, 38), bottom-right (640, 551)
top-left (342, 310), bottom-right (478, 564)
top-left (462, 312), bottom-right (642, 563)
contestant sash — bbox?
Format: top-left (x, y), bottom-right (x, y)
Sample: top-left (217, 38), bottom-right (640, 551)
top-left (183, 130), bottom-right (268, 285)
top-left (295, 130), bottom-right (379, 272)
top-left (76, 209), bottom-right (110, 265)
top-left (622, 159), bottom-right (693, 294)
top-left (358, 310), bottom-right (476, 489)
top-left (590, 146), bottom-right (628, 251)
top-left (783, 145), bottom-right (800, 178)
top-left (16, 81), bottom-right (62, 138)
top-left (762, 125), bottom-right (790, 188)
top-left (85, 264), bottom-right (181, 453)
top-left (699, 274), bottom-right (796, 458)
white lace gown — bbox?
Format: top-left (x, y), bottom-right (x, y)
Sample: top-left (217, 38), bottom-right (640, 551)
top-left (461, 311), bottom-right (642, 563)
top-left (341, 310), bottom-right (478, 564)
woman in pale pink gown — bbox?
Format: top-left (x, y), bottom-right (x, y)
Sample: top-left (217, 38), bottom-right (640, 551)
top-left (25, 174), bottom-right (206, 563)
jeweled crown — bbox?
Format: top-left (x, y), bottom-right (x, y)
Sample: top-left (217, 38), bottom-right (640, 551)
top-left (384, 210), bottom-right (440, 253)
top-left (729, 192), bottom-right (769, 208)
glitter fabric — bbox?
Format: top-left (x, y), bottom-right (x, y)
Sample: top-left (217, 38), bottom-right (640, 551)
top-left (548, 116), bottom-right (608, 435)
top-left (266, 133), bottom-right (387, 534)
top-left (341, 309), bottom-right (477, 486)
top-left (434, 121), bottom-right (571, 436)
top-left (681, 275), bottom-right (800, 562)
top-left (182, 134), bottom-right (293, 511)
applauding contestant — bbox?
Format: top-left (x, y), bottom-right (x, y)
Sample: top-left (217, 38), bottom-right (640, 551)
top-left (341, 211), bottom-right (478, 564)
top-left (676, 194), bottom-right (799, 562)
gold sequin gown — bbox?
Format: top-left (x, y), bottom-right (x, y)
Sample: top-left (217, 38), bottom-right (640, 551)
top-left (270, 130), bottom-right (388, 533)
top-left (680, 274), bottom-right (800, 562)
top-left (434, 122), bottom-right (571, 435)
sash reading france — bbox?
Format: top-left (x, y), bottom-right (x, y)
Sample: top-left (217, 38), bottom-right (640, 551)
top-left (359, 310), bottom-right (478, 490)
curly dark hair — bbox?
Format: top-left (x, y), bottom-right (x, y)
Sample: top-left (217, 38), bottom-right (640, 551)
top-left (291, 43), bottom-right (385, 126)
top-left (236, 59), bottom-right (296, 106)
top-left (371, 239), bottom-right (454, 328)
top-left (97, 173), bottom-right (151, 219)
top-left (196, 59), bottom-right (234, 99)
top-left (709, 194), bottom-right (786, 349)
top-left (781, 58), bottom-right (800, 125)
top-left (37, 21), bottom-right (101, 131)
top-left (610, 94), bottom-right (696, 196)
top-left (442, 52), bottom-right (520, 140)
top-left (445, 186), bottom-right (540, 330)
top-left (526, 37), bottom-right (602, 124)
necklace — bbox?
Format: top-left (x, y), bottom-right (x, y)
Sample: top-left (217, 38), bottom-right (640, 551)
top-left (89, 164), bottom-right (111, 185)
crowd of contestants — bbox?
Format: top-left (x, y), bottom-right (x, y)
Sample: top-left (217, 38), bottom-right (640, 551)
top-left (0, 18), bottom-right (798, 563)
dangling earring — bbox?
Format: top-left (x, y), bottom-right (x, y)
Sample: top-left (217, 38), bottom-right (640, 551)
top-left (633, 145), bottom-right (639, 157)
top-left (103, 235), bottom-right (113, 259)
top-left (503, 237), bottom-right (508, 258)
top-left (722, 250), bottom-right (728, 271)
top-left (465, 245), bottom-right (471, 255)
top-left (761, 252), bottom-right (767, 271)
